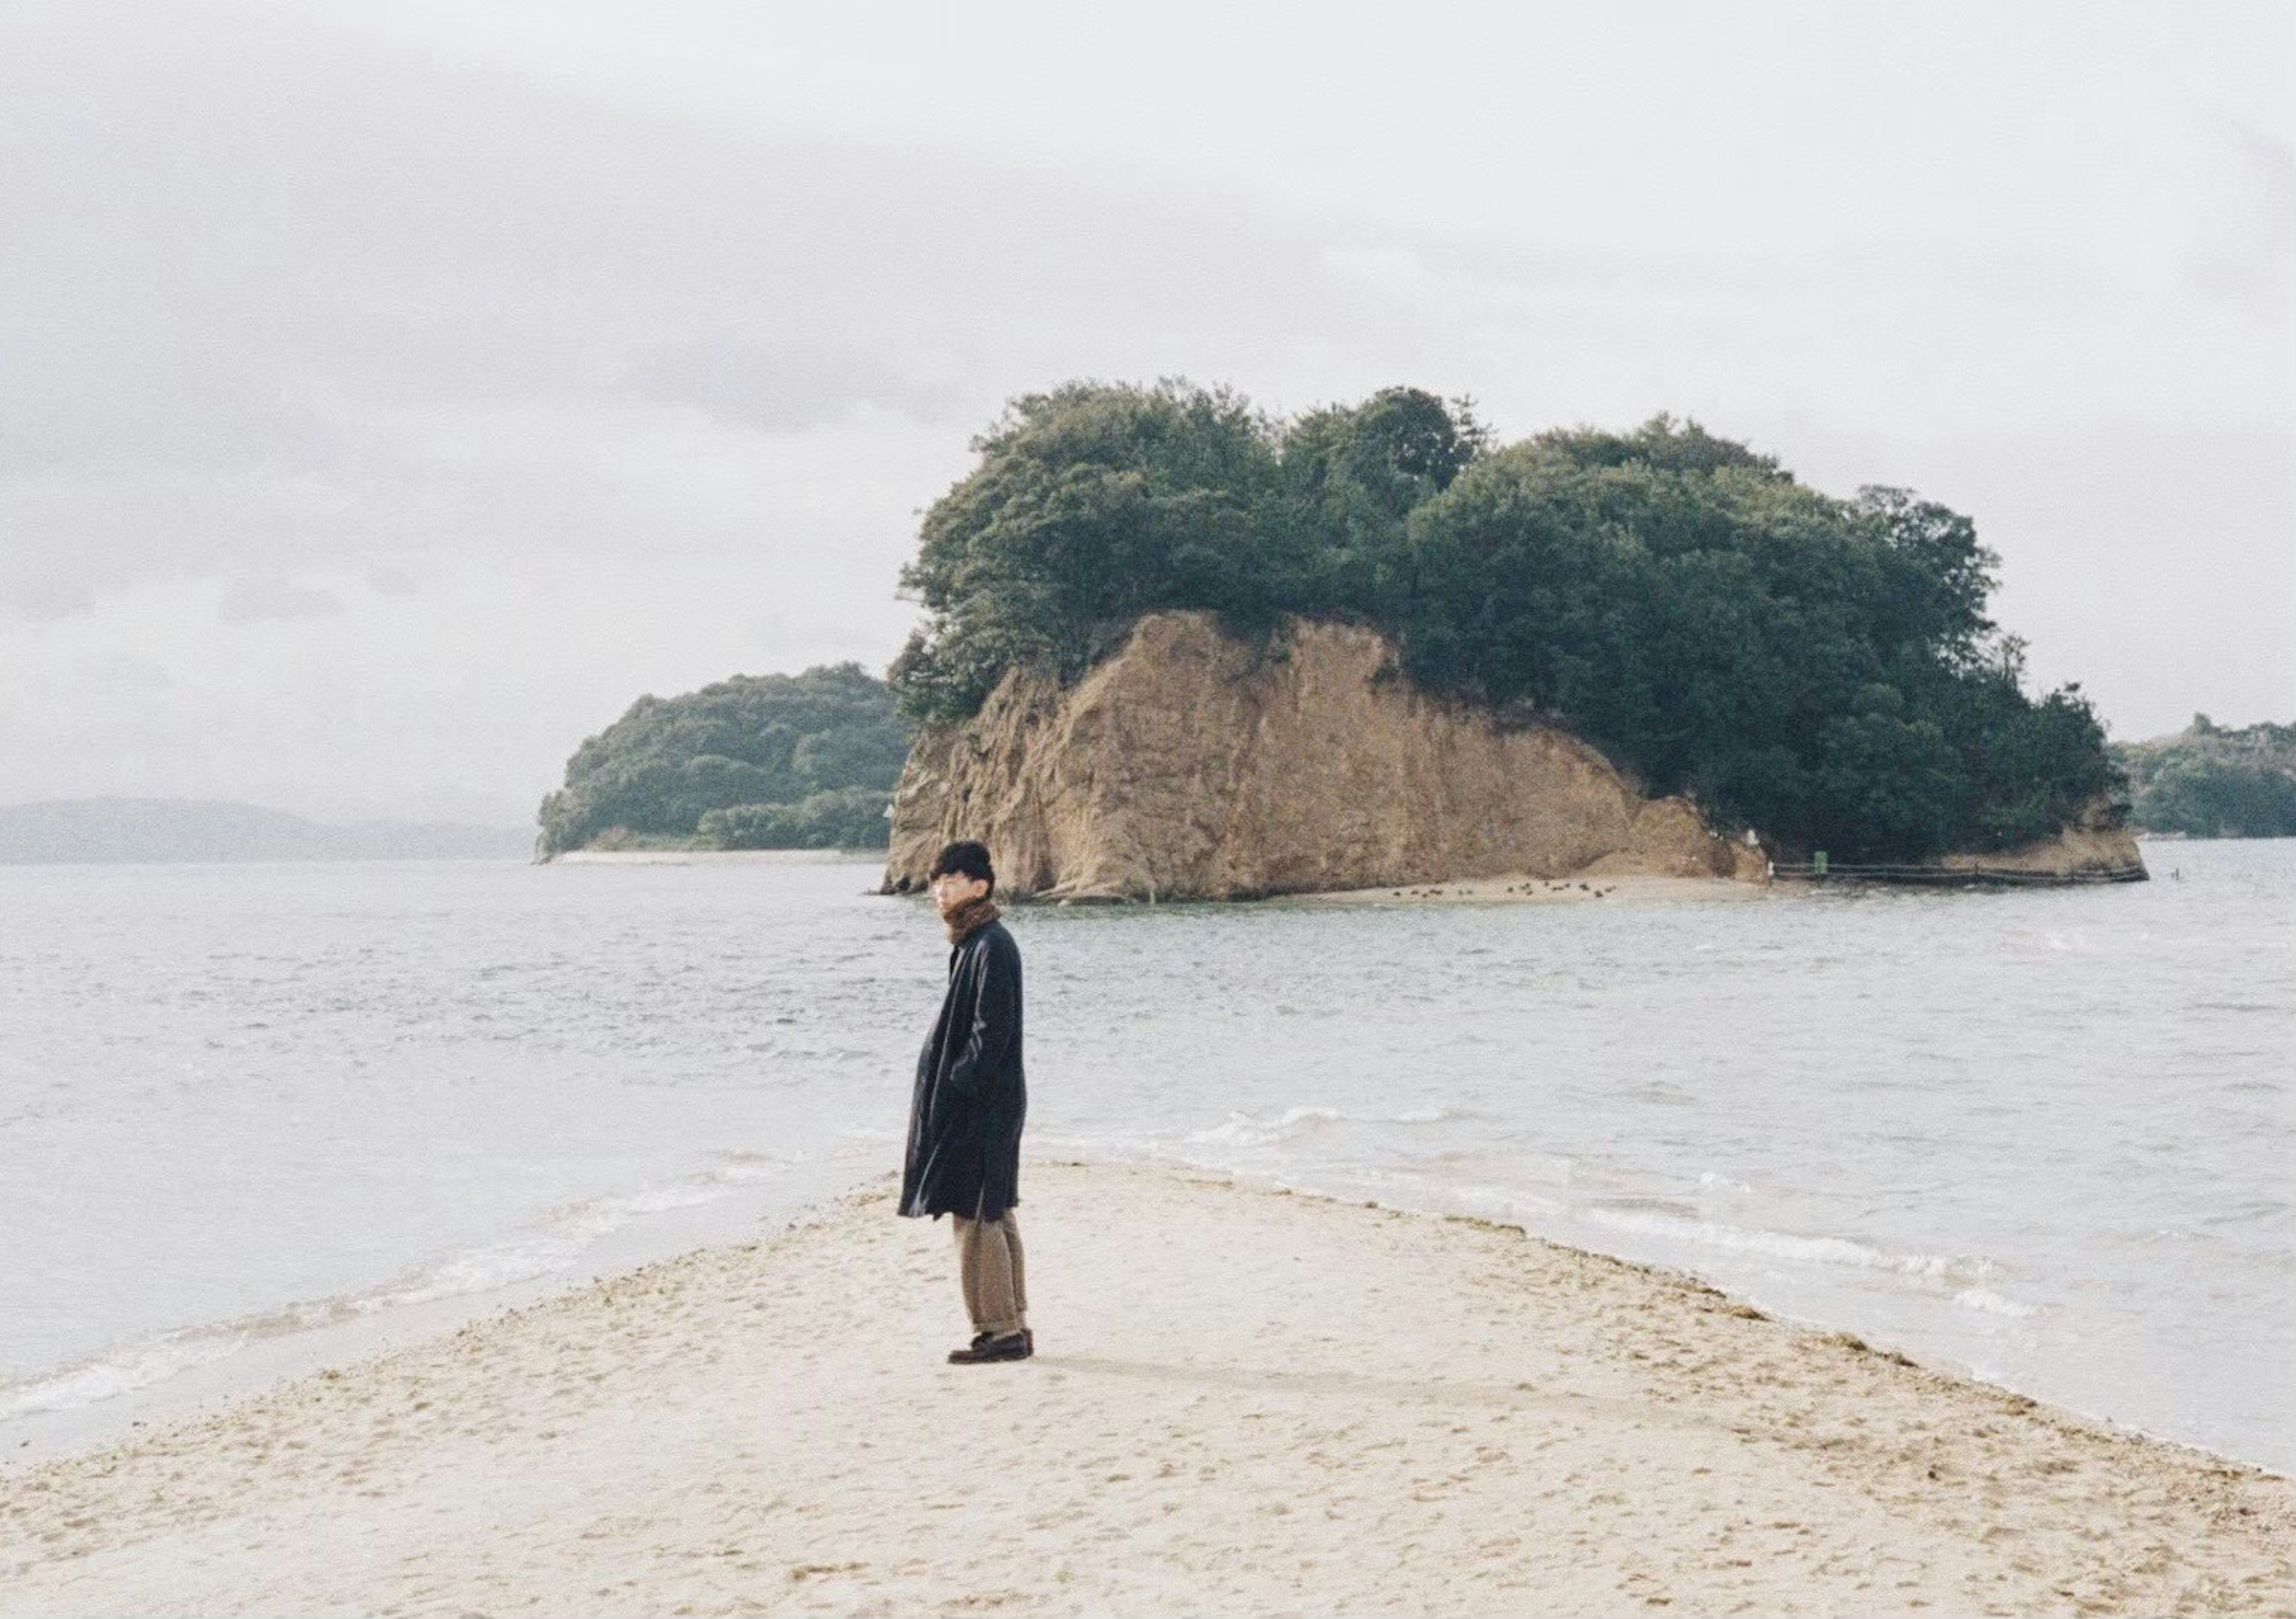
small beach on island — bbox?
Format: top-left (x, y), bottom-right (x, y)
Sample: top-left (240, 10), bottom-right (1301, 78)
top-left (6, 1160), bottom-right (2289, 1617)
top-left (1296, 870), bottom-right (1772, 905)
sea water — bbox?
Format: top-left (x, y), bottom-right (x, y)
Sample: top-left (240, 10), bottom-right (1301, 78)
top-left (1, 841), bottom-right (2288, 1470)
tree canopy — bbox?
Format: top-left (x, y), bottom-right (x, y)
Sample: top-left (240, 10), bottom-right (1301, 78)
top-left (2112, 717), bottom-right (2296, 838)
top-left (890, 380), bottom-right (2121, 862)
top-left (537, 663), bottom-right (908, 856)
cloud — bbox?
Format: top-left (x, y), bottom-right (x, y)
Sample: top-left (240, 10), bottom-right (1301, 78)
top-left (72, 652), bottom-right (175, 697)
top-left (367, 566), bottom-right (425, 598)
top-left (0, 574), bottom-right (96, 622)
top-left (216, 577), bottom-right (346, 624)
top-left (0, 0), bottom-right (2285, 817)
top-left (0, 340), bottom-right (336, 480)
top-left (0, 0), bottom-right (1348, 624)
top-left (615, 337), bottom-right (969, 433)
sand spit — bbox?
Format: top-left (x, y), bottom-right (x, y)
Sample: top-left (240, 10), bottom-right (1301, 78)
top-left (5, 1162), bottom-right (2288, 1617)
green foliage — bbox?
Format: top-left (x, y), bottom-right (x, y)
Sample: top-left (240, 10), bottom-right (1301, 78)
top-left (698, 787), bottom-right (894, 851)
top-left (538, 664), bottom-right (908, 855)
top-left (2112, 719), bottom-right (2296, 838)
top-left (1273, 386), bottom-right (1492, 619)
top-left (890, 380), bottom-right (1286, 724)
top-left (889, 381), bottom-right (2123, 861)
top-left (1809, 685), bottom-right (1964, 860)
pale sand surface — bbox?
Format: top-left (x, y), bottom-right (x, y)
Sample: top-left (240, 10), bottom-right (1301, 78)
top-left (5, 1163), bottom-right (2289, 1618)
top-left (1299, 872), bottom-right (1769, 905)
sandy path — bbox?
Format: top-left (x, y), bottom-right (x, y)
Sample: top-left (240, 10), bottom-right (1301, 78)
top-left (4, 1162), bottom-right (2288, 1617)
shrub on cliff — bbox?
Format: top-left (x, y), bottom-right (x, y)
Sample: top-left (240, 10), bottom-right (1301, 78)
top-left (889, 381), bottom-right (2118, 862)
top-left (891, 380), bottom-right (1494, 721)
top-left (890, 380), bottom-right (1287, 722)
top-left (537, 664), bottom-right (908, 856)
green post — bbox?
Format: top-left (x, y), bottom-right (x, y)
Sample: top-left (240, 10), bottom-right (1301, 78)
top-left (1813, 850), bottom-right (1829, 876)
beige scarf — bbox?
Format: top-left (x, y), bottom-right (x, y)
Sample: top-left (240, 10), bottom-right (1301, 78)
top-left (943, 894), bottom-right (1003, 945)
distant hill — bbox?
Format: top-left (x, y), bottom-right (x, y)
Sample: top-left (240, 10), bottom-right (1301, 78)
top-left (537, 662), bottom-right (910, 857)
top-left (0, 799), bottom-right (535, 863)
top-left (2111, 717), bottom-right (2296, 839)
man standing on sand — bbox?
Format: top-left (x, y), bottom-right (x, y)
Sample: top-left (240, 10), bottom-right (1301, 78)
top-left (900, 839), bottom-right (1033, 1364)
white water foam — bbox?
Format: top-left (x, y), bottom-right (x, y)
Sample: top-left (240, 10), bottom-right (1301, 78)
top-left (1428, 1180), bottom-right (1567, 1220)
top-left (1953, 1287), bottom-right (2037, 1317)
top-left (0, 1150), bottom-right (804, 1420)
top-left (1577, 1205), bottom-right (2002, 1284)
top-left (0, 1331), bottom-right (254, 1418)
top-left (1186, 1104), bottom-right (1455, 1147)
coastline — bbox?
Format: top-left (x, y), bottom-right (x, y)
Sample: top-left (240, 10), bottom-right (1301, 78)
top-left (550, 848), bottom-right (882, 865)
top-left (8, 1161), bottom-right (2287, 1616)
top-left (1295, 870), bottom-right (1770, 905)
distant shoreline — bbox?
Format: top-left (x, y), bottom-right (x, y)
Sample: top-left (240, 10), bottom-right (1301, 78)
top-left (0, 797), bottom-right (533, 863)
top-left (1295, 871), bottom-right (1769, 906)
top-left (549, 847), bottom-right (883, 865)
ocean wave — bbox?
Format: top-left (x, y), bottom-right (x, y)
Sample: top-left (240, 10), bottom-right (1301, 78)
top-left (1576, 1205), bottom-right (2002, 1283)
top-left (1427, 1180), bottom-right (1565, 1220)
top-left (1185, 1104), bottom-right (1457, 1148)
top-left (1953, 1287), bottom-right (2036, 1317)
top-left (0, 1149), bottom-right (807, 1419)
top-left (0, 1330), bottom-right (251, 1419)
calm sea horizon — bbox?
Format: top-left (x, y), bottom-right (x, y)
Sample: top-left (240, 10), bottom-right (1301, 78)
top-left (2, 839), bottom-right (2288, 1471)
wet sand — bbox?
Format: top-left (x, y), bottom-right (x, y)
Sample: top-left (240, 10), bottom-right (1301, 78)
top-left (5, 1162), bottom-right (2288, 1616)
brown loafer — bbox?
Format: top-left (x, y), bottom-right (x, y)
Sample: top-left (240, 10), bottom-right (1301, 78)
top-left (947, 1331), bottom-right (1031, 1364)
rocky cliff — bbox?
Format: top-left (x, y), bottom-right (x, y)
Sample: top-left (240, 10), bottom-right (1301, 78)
top-left (1930, 808), bottom-right (2146, 882)
top-left (881, 612), bottom-right (1764, 901)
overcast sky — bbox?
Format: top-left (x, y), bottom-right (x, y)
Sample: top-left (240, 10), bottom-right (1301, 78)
top-left (4, 1), bottom-right (2289, 824)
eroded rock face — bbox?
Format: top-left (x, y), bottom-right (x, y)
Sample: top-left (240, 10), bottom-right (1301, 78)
top-left (1934, 805), bottom-right (2147, 881)
top-left (882, 612), bottom-right (1764, 900)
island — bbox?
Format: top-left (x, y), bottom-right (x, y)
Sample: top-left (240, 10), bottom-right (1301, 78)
top-left (2113, 716), bottom-right (2296, 838)
top-left (535, 664), bottom-right (909, 859)
top-left (879, 382), bottom-right (2141, 900)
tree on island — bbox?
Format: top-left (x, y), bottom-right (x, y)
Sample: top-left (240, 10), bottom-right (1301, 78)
top-left (2112, 717), bottom-right (2296, 838)
top-left (537, 664), bottom-right (909, 856)
top-left (890, 380), bottom-right (2120, 863)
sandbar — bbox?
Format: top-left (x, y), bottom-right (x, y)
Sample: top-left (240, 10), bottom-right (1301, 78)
top-left (5, 1162), bottom-right (2288, 1616)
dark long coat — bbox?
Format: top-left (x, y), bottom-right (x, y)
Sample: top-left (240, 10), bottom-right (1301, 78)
top-left (899, 918), bottom-right (1025, 1221)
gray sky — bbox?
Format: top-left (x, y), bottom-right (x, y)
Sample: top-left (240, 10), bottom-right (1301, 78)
top-left (4, 0), bottom-right (2289, 825)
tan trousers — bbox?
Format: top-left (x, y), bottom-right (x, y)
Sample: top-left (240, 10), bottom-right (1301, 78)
top-left (950, 1211), bottom-right (1027, 1338)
